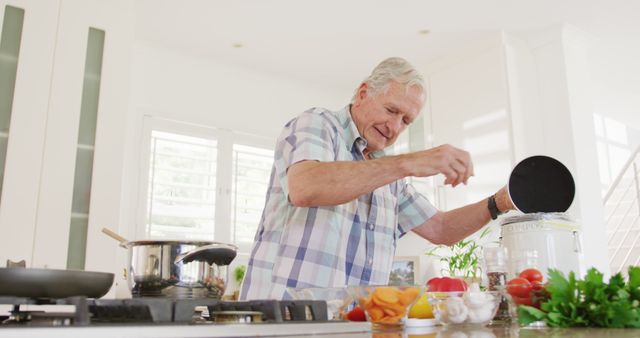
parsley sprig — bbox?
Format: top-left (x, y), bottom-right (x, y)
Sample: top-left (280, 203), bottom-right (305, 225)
top-left (518, 266), bottom-right (640, 327)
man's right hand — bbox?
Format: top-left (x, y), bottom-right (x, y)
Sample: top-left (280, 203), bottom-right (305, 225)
top-left (403, 144), bottom-right (474, 187)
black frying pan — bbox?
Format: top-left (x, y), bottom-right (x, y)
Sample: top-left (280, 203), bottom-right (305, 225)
top-left (0, 267), bottom-right (114, 299)
top-left (508, 155), bottom-right (575, 213)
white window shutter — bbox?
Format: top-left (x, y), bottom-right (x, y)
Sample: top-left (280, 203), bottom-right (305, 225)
top-left (231, 144), bottom-right (274, 249)
top-left (146, 131), bottom-right (217, 240)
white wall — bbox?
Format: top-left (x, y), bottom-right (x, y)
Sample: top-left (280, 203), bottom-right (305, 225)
top-left (130, 43), bottom-right (348, 139)
top-left (589, 1), bottom-right (640, 132)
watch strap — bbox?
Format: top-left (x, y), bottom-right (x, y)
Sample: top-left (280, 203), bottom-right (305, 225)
top-left (488, 194), bottom-right (502, 220)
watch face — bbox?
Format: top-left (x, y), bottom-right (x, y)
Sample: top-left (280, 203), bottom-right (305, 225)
top-left (508, 155), bottom-right (575, 213)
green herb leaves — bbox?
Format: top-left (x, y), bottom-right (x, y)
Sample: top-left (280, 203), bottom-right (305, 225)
top-left (425, 226), bottom-right (492, 279)
top-left (518, 266), bottom-right (640, 328)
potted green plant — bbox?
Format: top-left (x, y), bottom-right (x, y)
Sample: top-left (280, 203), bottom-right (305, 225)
top-left (232, 264), bottom-right (246, 300)
top-left (425, 226), bottom-right (493, 284)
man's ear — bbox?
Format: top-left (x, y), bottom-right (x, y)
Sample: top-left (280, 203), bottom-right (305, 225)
top-left (354, 83), bottom-right (368, 106)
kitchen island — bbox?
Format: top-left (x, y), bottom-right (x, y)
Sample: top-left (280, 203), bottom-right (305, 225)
top-left (397, 324), bottom-right (640, 338)
top-left (2, 322), bottom-right (639, 338)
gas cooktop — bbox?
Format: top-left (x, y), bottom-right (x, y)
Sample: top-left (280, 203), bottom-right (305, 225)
top-left (0, 296), bottom-right (371, 337)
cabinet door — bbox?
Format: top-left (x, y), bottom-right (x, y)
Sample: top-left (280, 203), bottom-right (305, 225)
top-left (0, 0), bottom-right (60, 267)
top-left (32, 0), bottom-right (132, 275)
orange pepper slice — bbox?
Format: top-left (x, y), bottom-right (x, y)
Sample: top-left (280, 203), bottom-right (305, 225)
top-left (368, 306), bottom-right (385, 321)
top-left (373, 287), bottom-right (399, 304)
top-left (378, 314), bottom-right (403, 324)
top-left (360, 295), bottom-right (373, 308)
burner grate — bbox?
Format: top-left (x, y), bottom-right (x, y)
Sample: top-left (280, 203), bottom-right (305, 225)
top-left (89, 304), bottom-right (153, 323)
top-left (1, 296), bottom-right (330, 326)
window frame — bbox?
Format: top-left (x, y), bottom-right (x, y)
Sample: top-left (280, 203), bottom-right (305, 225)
top-left (137, 115), bottom-right (274, 252)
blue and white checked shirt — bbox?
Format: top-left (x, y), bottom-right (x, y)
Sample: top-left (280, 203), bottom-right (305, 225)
top-left (239, 106), bottom-right (437, 300)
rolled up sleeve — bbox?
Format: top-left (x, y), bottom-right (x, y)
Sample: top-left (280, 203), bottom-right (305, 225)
top-left (274, 110), bottom-right (336, 197)
top-left (396, 181), bottom-right (438, 237)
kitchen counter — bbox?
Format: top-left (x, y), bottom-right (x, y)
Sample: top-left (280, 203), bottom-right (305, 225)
top-left (2, 322), bottom-right (640, 338)
top-left (393, 324), bottom-right (640, 338)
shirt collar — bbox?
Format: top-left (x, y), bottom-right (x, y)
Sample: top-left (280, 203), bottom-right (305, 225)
top-left (337, 105), bottom-right (386, 159)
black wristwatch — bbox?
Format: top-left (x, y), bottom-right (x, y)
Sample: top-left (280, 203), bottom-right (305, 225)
top-left (488, 194), bottom-right (503, 220)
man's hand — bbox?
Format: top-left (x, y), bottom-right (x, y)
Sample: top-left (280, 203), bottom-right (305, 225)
top-left (403, 144), bottom-right (474, 187)
top-left (495, 185), bottom-right (515, 212)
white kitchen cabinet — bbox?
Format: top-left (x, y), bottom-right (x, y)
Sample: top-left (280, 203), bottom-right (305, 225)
top-left (0, 0), bottom-right (61, 267)
top-left (0, 0), bottom-right (132, 277)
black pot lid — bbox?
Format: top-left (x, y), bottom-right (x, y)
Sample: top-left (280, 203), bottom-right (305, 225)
top-left (508, 155), bottom-right (575, 213)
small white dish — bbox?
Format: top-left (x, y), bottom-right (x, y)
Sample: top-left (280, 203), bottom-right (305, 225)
top-left (404, 318), bottom-right (439, 327)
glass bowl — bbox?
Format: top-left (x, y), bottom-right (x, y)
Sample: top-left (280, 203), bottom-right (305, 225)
top-left (426, 290), bottom-right (501, 327)
top-left (286, 287), bottom-right (354, 320)
top-left (348, 285), bottom-right (424, 329)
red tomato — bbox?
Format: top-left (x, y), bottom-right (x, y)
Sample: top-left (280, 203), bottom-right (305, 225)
top-left (426, 277), bottom-right (468, 292)
top-left (512, 295), bottom-right (533, 306)
top-left (426, 277), bottom-right (440, 291)
top-left (531, 280), bottom-right (545, 291)
top-left (507, 277), bottom-right (532, 298)
top-left (530, 281), bottom-right (549, 309)
top-left (346, 306), bottom-right (366, 321)
top-left (519, 268), bottom-right (544, 283)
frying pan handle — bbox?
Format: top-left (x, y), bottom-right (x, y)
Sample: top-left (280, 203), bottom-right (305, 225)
top-left (6, 260), bottom-right (26, 268)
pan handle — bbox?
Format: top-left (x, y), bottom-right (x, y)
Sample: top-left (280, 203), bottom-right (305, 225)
top-left (6, 260), bottom-right (26, 268)
top-left (101, 227), bottom-right (129, 249)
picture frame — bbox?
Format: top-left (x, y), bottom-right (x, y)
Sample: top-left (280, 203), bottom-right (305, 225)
top-left (389, 256), bottom-right (420, 286)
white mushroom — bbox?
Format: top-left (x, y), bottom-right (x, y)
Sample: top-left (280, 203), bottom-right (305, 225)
top-left (464, 283), bottom-right (494, 309)
top-left (467, 303), bottom-right (495, 323)
top-left (444, 297), bottom-right (468, 324)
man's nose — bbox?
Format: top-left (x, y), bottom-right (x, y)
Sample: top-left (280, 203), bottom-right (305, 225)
top-left (387, 116), bottom-right (403, 134)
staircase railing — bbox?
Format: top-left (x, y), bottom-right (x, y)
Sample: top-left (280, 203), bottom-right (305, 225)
top-left (605, 145), bottom-right (640, 274)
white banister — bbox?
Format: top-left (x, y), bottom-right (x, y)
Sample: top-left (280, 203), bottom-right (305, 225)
top-left (605, 145), bottom-right (640, 274)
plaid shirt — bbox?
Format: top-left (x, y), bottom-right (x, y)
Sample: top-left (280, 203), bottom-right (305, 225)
top-left (239, 106), bottom-right (437, 300)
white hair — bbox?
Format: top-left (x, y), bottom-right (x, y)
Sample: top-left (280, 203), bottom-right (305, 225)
top-left (351, 57), bottom-right (425, 103)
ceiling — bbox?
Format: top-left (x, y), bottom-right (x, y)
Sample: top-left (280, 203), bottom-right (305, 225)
top-left (133, 0), bottom-right (640, 126)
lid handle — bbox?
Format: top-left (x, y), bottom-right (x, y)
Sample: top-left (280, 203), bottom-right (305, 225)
top-left (174, 243), bottom-right (238, 266)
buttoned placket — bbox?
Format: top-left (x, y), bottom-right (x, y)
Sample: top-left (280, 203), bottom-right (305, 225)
top-left (354, 136), bottom-right (377, 269)
top-left (365, 191), bottom-right (379, 268)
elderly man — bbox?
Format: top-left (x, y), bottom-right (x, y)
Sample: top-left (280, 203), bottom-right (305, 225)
top-left (240, 57), bottom-right (513, 300)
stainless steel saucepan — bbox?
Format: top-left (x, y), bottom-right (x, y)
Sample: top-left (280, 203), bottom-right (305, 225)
top-left (102, 228), bottom-right (237, 299)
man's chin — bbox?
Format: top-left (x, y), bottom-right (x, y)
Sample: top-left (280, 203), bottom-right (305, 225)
top-left (367, 144), bottom-right (384, 153)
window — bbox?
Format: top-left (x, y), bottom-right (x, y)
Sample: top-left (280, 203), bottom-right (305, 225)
top-left (147, 131), bottom-right (217, 239)
top-left (594, 113), bottom-right (637, 196)
top-left (231, 145), bottom-right (274, 249)
top-left (139, 117), bottom-right (274, 252)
